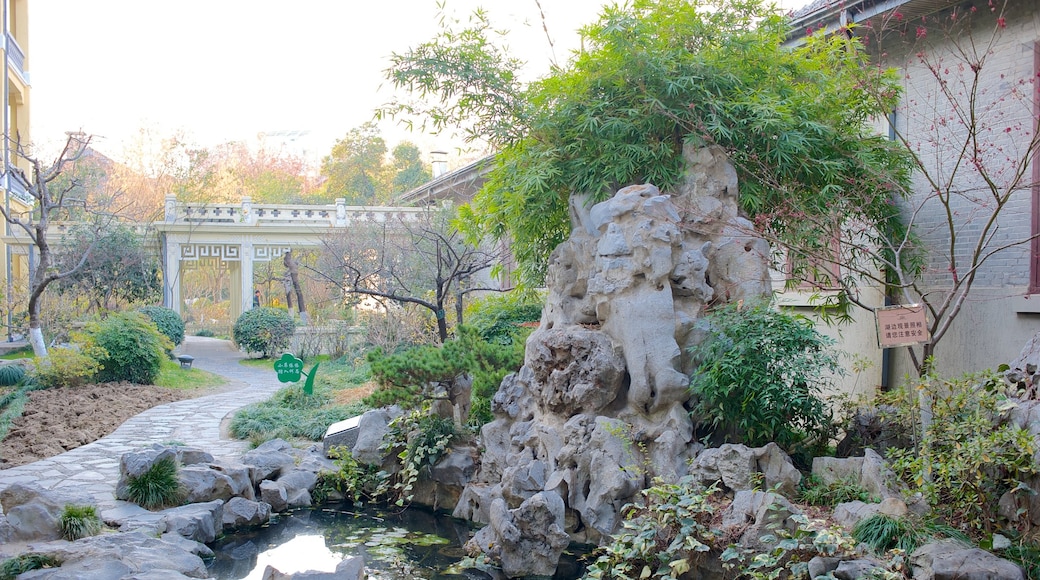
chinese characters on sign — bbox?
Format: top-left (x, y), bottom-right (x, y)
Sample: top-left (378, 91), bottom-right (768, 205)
top-left (273, 353), bottom-right (304, 383)
top-left (874, 304), bottom-right (929, 349)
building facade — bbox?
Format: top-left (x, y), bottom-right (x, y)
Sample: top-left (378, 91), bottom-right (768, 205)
top-left (788, 0), bottom-right (1039, 384)
top-left (2, 0), bottom-right (30, 339)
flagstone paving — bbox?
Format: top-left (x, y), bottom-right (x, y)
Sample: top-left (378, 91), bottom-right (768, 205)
top-left (0, 337), bottom-right (284, 510)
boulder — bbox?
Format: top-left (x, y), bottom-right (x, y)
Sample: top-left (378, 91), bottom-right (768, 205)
top-left (260, 480), bottom-right (289, 513)
top-left (114, 445), bottom-right (179, 502)
top-left (0, 483), bottom-right (95, 542)
top-left (276, 469), bottom-right (317, 508)
top-left (260, 556), bottom-right (364, 580)
top-left (322, 415), bottom-right (361, 458)
top-left (911, 540), bottom-right (1024, 580)
top-left (351, 407), bottom-right (402, 466)
top-left (720, 490), bottom-right (801, 549)
top-left (14, 530), bottom-right (208, 578)
top-left (411, 444), bottom-right (479, 511)
top-left (466, 491), bottom-right (571, 578)
top-left (161, 500), bottom-right (224, 544)
top-left (240, 439), bottom-right (297, 485)
top-left (691, 443), bottom-right (801, 496)
top-left (222, 497), bottom-right (272, 530)
top-left (179, 464), bottom-right (237, 504)
top-left (812, 449), bottom-right (901, 500)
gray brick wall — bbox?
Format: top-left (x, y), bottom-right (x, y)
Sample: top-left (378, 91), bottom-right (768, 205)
top-left (881, 0), bottom-right (1038, 291)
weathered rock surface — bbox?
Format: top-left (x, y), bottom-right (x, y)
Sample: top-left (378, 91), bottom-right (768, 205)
top-left (691, 443), bottom-right (801, 497)
top-left (0, 483), bottom-right (95, 543)
top-left (162, 500), bottom-right (224, 544)
top-left (911, 540), bottom-right (1024, 580)
top-left (222, 497), bottom-right (272, 529)
top-left (15, 530), bottom-right (209, 579)
top-left (466, 491), bottom-right (571, 578)
top-left (457, 146), bottom-right (771, 557)
top-left (260, 556), bottom-right (365, 580)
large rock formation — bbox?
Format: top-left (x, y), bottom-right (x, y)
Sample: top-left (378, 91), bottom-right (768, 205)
top-left (455, 144), bottom-right (772, 552)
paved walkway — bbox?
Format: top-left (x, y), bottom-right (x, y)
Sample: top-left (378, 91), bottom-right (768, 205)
top-left (0, 337), bottom-right (285, 510)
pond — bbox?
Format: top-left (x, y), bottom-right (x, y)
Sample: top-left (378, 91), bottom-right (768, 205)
top-left (205, 505), bottom-right (589, 579)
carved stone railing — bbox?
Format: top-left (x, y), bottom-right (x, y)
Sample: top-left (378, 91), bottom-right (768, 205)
top-left (162, 195), bottom-right (425, 227)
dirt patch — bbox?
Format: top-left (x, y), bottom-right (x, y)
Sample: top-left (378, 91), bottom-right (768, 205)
top-left (0, 382), bottom-right (229, 469)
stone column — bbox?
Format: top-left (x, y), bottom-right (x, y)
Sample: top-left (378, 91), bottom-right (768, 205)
top-left (335, 198), bottom-right (346, 227)
top-left (164, 240), bottom-right (182, 314)
top-left (164, 195), bottom-right (177, 224)
top-left (239, 241), bottom-right (254, 316)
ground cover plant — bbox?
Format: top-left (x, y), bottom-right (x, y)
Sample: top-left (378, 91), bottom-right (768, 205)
top-left (878, 370), bottom-right (1037, 539)
top-left (229, 354), bottom-right (373, 446)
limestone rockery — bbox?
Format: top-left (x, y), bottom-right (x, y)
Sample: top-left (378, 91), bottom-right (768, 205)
top-left (449, 144), bottom-right (772, 572)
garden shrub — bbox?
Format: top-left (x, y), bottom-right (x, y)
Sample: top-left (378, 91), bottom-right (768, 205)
top-left (88, 311), bottom-right (171, 384)
top-left (233, 307), bottom-right (296, 358)
top-left (138, 305), bottom-right (185, 347)
top-left (687, 302), bottom-right (839, 454)
top-left (381, 408), bottom-right (458, 506)
top-left (126, 456), bottom-right (182, 509)
top-left (880, 370), bottom-right (1037, 537)
top-left (58, 504), bottom-right (102, 540)
top-left (31, 346), bottom-right (102, 388)
top-left (464, 291), bottom-right (542, 345)
top-left (366, 326), bottom-right (523, 427)
top-left (194, 328), bottom-right (215, 338)
top-left (316, 446), bottom-right (388, 505)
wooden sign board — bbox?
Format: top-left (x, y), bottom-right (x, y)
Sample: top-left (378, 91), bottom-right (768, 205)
top-left (875, 304), bottom-right (929, 348)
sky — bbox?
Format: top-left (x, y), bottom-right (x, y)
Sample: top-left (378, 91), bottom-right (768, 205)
top-left (30, 0), bottom-right (805, 170)
top-left (29, 0), bottom-right (619, 168)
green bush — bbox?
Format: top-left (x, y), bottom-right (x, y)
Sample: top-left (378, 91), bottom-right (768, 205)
top-left (688, 302), bottom-right (839, 454)
top-left (233, 307), bottom-right (296, 358)
top-left (138, 306), bottom-right (185, 347)
top-left (465, 291), bottom-right (542, 345)
top-left (316, 446), bottom-right (389, 505)
top-left (31, 347), bottom-right (102, 388)
top-left (0, 364), bottom-right (26, 387)
top-left (194, 328), bottom-right (215, 338)
top-left (881, 370), bottom-right (1038, 537)
top-left (59, 504), bottom-right (102, 540)
top-left (126, 457), bottom-right (182, 509)
top-left (88, 312), bottom-right (171, 384)
top-left (366, 326), bottom-right (524, 426)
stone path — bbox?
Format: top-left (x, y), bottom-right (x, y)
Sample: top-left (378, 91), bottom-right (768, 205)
top-left (0, 337), bottom-right (284, 510)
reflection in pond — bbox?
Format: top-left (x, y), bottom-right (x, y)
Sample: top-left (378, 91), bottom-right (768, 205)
top-left (206, 505), bottom-right (587, 579)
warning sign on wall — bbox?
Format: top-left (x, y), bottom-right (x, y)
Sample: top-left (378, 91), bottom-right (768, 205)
top-left (875, 304), bottom-right (929, 349)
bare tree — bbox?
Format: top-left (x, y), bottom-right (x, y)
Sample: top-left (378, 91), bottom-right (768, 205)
top-left (765, 1), bottom-right (1040, 376)
top-left (314, 207), bottom-right (507, 343)
top-left (0, 134), bottom-right (122, 356)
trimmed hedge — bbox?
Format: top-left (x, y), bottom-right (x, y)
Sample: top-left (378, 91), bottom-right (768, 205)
top-left (233, 307), bottom-right (296, 358)
top-left (138, 305), bottom-right (185, 346)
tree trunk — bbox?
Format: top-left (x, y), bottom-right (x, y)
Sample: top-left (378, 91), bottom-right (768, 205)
top-left (283, 251), bottom-right (307, 325)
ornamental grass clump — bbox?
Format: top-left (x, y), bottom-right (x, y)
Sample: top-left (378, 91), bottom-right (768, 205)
top-left (58, 504), bottom-right (102, 540)
top-left (126, 457), bottom-right (183, 509)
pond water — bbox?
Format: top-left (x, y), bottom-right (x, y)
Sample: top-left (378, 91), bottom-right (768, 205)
top-left (205, 505), bottom-right (588, 580)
